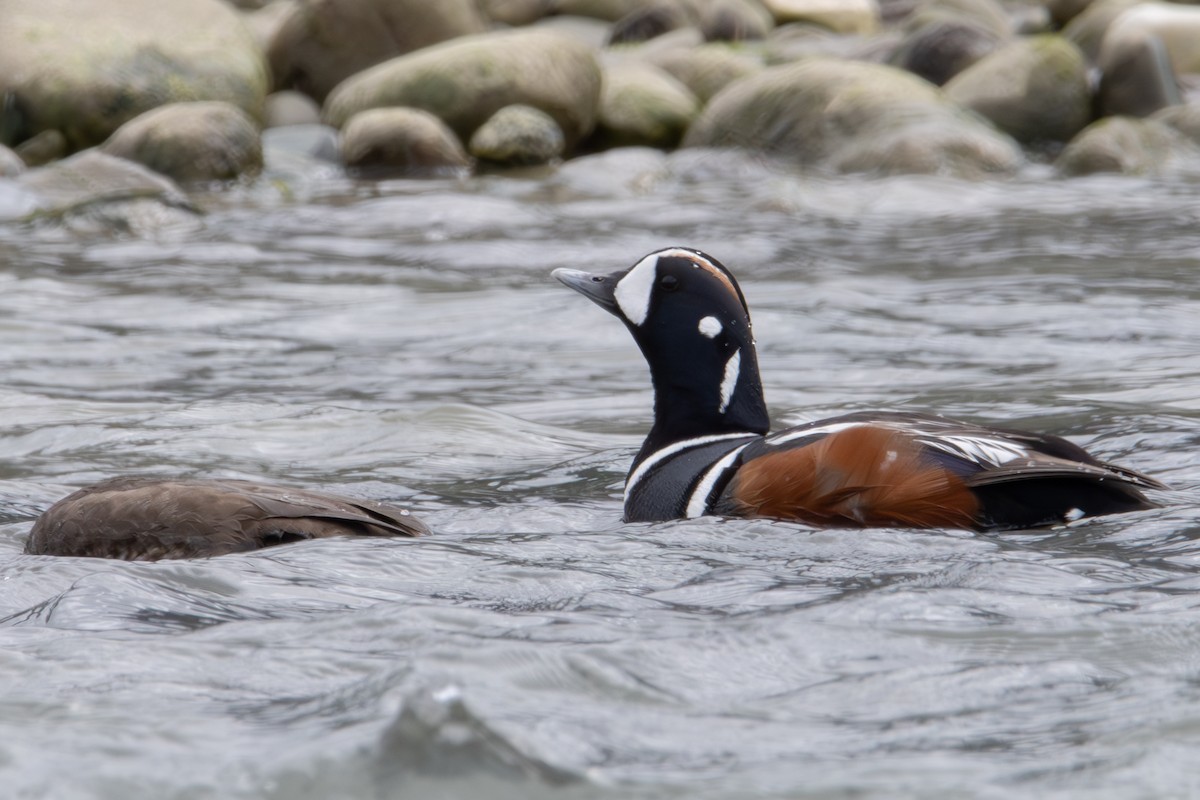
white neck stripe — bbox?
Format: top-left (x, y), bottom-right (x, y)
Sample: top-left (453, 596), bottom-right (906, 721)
top-left (718, 349), bottom-right (740, 414)
top-left (685, 443), bottom-right (751, 518)
top-left (625, 432), bottom-right (758, 504)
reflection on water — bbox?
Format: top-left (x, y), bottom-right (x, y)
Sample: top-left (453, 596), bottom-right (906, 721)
top-left (2, 151), bottom-right (1200, 799)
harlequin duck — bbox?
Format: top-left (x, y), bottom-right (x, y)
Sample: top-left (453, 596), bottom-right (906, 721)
top-left (25, 477), bottom-right (428, 560)
top-left (553, 247), bottom-right (1167, 530)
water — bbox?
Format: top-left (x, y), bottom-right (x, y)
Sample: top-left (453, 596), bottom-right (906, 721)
top-left (2, 148), bottom-right (1200, 799)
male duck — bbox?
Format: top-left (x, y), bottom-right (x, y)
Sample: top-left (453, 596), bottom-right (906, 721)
top-left (554, 247), bottom-right (1166, 530)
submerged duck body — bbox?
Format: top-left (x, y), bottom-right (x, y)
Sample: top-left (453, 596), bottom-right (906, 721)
top-left (25, 477), bottom-right (428, 561)
top-left (554, 247), bottom-right (1166, 530)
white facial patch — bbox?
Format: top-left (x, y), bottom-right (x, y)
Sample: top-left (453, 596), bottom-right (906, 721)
top-left (698, 316), bottom-right (722, 338)
top-left (719, 349), bottom-right (740, 414)
top-left (613, 252), bottom-right (658, 326)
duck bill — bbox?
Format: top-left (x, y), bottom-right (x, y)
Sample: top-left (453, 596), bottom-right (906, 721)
top-left (552, 268), bottom-right (622, 316)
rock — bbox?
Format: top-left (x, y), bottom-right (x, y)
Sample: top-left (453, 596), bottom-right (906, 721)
top-left (482, 0), bottom-right (553, 26)
top-left (943, 35), bottom-right (1091, 144)
top-left (469, 105), bottom-right (565, 166)
top-left (1047, 0), bottom-right (1098, 27)
top-left (762, 0), bottom-right (882, 34)
top-left (324, 29), bottom-right (602, 151)
top-left (909, 0), bottom-right (1011, 37)
top-left (1096, 3), bottom-right (1200, 116)
top-left (1056, 116), bottom-right (1199, 176)
top-left (1097, 24), bottom-right (1180, 117)
top-left (15, 150), bottom-right (198, 227)
top-left (267, 0), bottom-right (488, 104)
top-left (592, 61), bottom-right (700, 149)
top-left (1102, 2), bottom-right (1200, 73)
top-left (0, 145), bottom-right (24, 177)
top-left (647, 44), bottom-right (764, 102)
top-left (0, 0), bottom-right (268, 152)
top-left (1063, 0), bottom-right (1145, 60)
top-left (765, 22), bottom-right (902, 65)
top-left (1153, 104), bottom-right (1200, 144)
top-left (552, 0), bottom-right (643, 21)
top-left (675, 0), bottom-right (776, 41)
top-left (339, 108), bottom-right (470, 174)
top-left (684, 57), bottom-right (1022, 177)
top-left (529, 15), bottom-right (615, 49)
top-left (890, 17), bottom-right (1000, 85)
top-left (262, 124), bottom-right (341, 163)
top-left (265, 91), bottom-right (323, 129)
top-left (14, 131), bottom-right (68, 167)
top-left (101, 102), bottom-right (263, 182)
top-left (608, 3), bottom-right (691, 44)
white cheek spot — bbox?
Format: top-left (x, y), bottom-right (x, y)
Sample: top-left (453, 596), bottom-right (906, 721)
top-left (719, 349), bottom-right (740, 414)
top-left (613, 253), bottom-right (658, 326)
top-left (698, 316), bottom-right (722, 338)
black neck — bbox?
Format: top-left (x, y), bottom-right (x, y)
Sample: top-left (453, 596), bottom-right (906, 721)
top-left (636, 347), bottom-right (770, 462)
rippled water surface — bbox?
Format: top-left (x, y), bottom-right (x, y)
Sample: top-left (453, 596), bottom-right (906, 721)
top-left (3, 150), bottom-right (1200, 799)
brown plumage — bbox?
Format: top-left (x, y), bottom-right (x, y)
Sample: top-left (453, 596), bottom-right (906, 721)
top-left (25, 477), bottom-right (428, 561)
top-left (726, 426), bottom-right (981, 528)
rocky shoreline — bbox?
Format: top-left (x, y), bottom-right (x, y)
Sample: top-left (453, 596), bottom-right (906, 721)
top-left (2, 0), bottom-right (1199, 223)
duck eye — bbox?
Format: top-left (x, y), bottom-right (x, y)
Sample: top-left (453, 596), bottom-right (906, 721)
top-left (658, 275), bottom-right (679, 292)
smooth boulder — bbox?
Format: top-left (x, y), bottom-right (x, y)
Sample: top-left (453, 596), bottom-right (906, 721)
top-left (469, 105), bottom-right (565, 166)
top-left (762, 0), bottom-right (881, 34)
top-left (324, 29), bottom-right (602, 151)
top-left (684, 57), bottom-right (1022, 177)
top-left (340, 108), bottom-right (470, 174)
top-left (0, 0), bottom-right (267, 152)
top-left (944, 35), bottom-right (1091, 144)
top-left (1057, 116), bottom-right (1200, 176)
top-left (267, 0), bottom-right (488, 103)
top-left (101, 102), bottom-right (263, 182)
top-left (592, 61), bottom-right (700, 149)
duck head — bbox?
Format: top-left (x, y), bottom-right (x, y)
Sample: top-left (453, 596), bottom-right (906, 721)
top-left (554, 247), bottom-right (770, 455)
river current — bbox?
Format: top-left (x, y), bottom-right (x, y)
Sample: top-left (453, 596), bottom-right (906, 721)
top-left (2, 149), bottom-right (1199, 798)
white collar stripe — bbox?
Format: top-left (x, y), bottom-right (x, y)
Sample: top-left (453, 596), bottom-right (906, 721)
top-left (624, 432), bottom-right (758, 503)
top-left (686, 443), bottom-right (751, 518)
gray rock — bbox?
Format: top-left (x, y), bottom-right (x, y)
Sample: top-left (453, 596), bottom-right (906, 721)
top-left (1153, 104), bottom-right (1200, 144)
top-left (481, 0), bottom-right (553, 26)
top-left (324, 29), bottom-right (602, 151)
top-left (262, 124), bottom-right (342, 164)
top-left (15, 150), bottom-right (197, 225)
top-left (0, 0), bottom-right (268, 152)
top-left (339, 108), bottom-right (470, 174)
top-left (1099, 2), bottom-right (1200, 74)
top-left (1056, 115), bottom-right (1199, 176)
top-left (14, 130), bottom-right (68, 167)
top-left (552, 0), bottom-right (644, 21)
top-left (762, 0), bottom-right (881, 33)
top-left (684, 57), bottom-right (1022, 177)
top-left (101, 102), bottom-right (263, 182)
top-left (890, 17), bottom-right (1000, 85)
top-left (265, 91), bottom-right (323, 129)
top-left (0, 145), bottom-right (24, 177)
top-left (1063, 0), bottom-right (1144, 60)
top-left (267, 0), bottom-right (488, 103)
top-left (1098, 26), bottom-right (1180, 117)
top-left (608, 3), bottom-right (691, 44)
top-left (469, 105), bottom-right (565, 166)
top-left (647, 44), bottom-right (764, 103)
top-left (943, 35), bottom-right (1091, 144)
top-left (692, 0), bottom-right (776, 41)
top-left (593, 61), bottom-right (700, 149)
